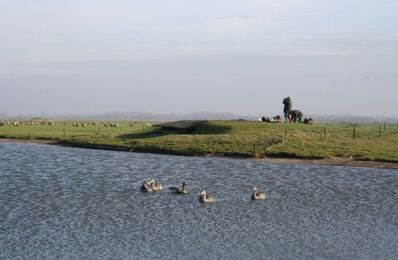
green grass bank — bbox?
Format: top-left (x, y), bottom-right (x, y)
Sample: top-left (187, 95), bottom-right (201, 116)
top-left (0, 120), bottom-right (397, 164)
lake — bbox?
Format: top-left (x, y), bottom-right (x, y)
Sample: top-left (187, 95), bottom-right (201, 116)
top-left (0, 142), bottom-right (397, 259)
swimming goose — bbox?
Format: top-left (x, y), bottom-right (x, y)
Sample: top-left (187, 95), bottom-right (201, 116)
top-left (199, 190), bottom-right (214, 203)
top-left (169, 182), bottom-right (188, 194)
top-left (140, 179), bottom-right (162, 192)
top-left (251, 186), bottom-right (266, 200)
top-left (140, 180), bottom-right (153, 192)
top-left (151, 179), bottom-right (163, 191)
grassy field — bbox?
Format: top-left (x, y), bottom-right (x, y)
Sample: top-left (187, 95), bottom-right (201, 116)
top-left (0, 120), bottom-right (397, 163)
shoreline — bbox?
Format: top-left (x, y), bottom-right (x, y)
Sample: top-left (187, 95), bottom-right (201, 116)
top-left (0, 138), bottom-right (59, 145)
top-left (1, 138), bottom-right (398, 170)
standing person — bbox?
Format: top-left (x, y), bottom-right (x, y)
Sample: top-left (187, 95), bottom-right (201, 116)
top-left (282, 97), bottom-right (292, 122)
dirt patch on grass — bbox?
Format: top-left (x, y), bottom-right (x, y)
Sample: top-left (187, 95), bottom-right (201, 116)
top-left (260, 156), bottom-right (398, 169)
top-left (0, 138), bottom-right (59, 145)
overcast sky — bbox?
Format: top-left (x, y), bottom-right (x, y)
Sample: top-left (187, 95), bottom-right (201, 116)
top-left (1, 0), bottom-right (397, 117)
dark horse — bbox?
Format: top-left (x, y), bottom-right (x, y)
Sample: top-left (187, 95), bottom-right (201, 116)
top-left (290, 110), bottom-right (303, 123)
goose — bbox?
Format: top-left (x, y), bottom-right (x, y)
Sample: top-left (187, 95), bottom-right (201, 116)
top-left (199, 190), bottom-right (214, 203)
top-left (140, 180), bottom-right (153, 192)
top-left (251, 186), bottom-right (266, 200)
top-left (169, 182), bottom-right (187, 194)
top-left (140, 179), bottom-right (162, 192)
top-left (151, 180), bottom-right (163, 191)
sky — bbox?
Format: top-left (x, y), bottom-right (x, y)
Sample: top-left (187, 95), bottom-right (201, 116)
top-left (0, 0), bottom-right (397, 117)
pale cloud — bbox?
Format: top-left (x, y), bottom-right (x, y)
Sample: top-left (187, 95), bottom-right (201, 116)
top-left (1, 0), bottom-right (397, 61)
top-left (0, 0), bottom-right (397, 117)
top-left (0, 0), bottom-right (309, 62)
top-left (0, 0), bottom-right (396, 62)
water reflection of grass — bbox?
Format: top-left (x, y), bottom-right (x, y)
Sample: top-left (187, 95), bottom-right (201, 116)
top-left (0, 120), bottom-right (397, 163)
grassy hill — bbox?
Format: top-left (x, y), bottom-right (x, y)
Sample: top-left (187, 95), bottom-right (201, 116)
top-left (0, 120), bottom-right (397, 163)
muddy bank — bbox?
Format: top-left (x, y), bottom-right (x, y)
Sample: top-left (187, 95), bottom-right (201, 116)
top-left (258, 157), bottom-right (398, 170)
top-left (0, 138), bottom-right (59, 145)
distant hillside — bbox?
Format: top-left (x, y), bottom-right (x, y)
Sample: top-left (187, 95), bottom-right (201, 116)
top-left (308, 114), bottom-right (398, 123)
top-left (3, 112), bottom-right (257, 121)
top-left (2, 112), bottom-right (397, 123)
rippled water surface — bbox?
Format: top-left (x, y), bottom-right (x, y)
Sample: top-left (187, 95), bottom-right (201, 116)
top-left (0, 142), bottom-right (397, 259)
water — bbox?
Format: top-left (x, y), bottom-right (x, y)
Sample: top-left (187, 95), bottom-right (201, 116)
top-left (0, 142), bottom-right (397, 259)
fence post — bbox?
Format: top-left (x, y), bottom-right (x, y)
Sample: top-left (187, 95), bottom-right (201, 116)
top-left (353, 127), bottom-right (356, 140)
top-left (253, 144), bottom-right (256, 159)
top-left (324, 128), bottom-right (326, 140)
top-left (379, 124), bottom-right (382, 136)
top-left (284, 129), bottom-right (287, 139)
top-left (63, 128), bottom-right (66, 137)
top-left (98, 127), bottom-right (101, 135)
top-left (384, 122), bottom-right (386, 131)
